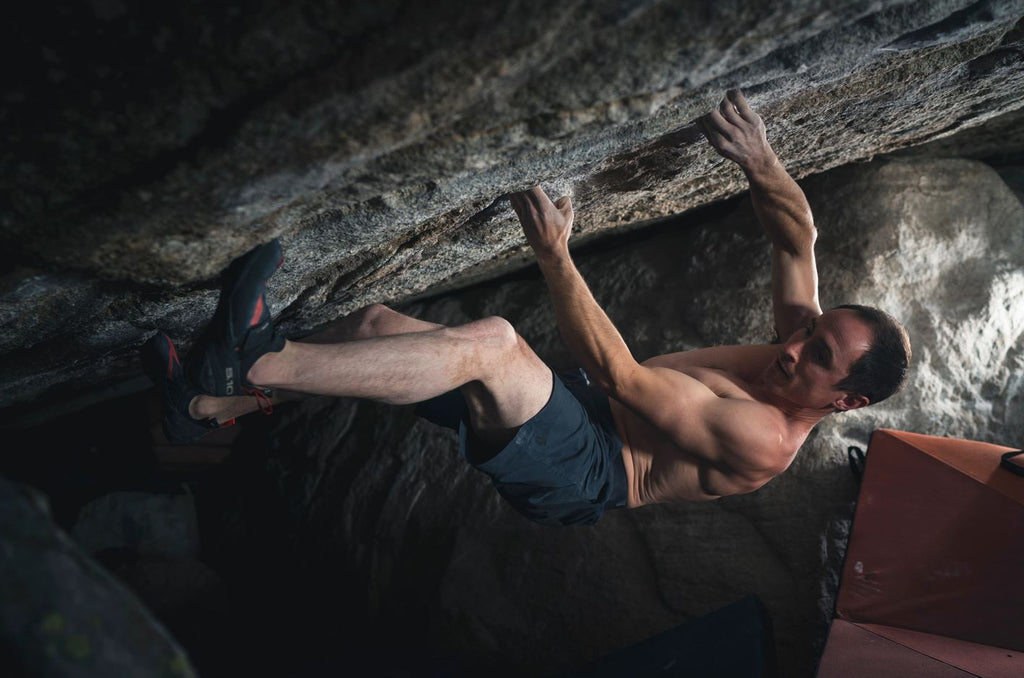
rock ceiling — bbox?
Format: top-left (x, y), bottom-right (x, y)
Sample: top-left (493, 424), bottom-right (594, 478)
top-left (2, 0), bottom-right (1023, 413)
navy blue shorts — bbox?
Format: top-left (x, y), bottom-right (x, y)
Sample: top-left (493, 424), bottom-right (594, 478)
top-left (416, 369), bottom-right (629, 526)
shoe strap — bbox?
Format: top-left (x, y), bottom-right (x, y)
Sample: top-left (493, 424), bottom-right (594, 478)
top-left (245, 386), bottom-right (274, 416)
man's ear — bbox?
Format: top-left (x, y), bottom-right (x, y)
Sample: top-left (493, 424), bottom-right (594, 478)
top-left (834, 393), bottom-right (870, 412)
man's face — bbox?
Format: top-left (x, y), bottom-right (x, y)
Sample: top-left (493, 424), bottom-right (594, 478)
top-left (763, 309), bottom-right (874, 410)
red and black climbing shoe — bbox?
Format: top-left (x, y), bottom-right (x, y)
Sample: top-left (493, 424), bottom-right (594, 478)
top-left (141, 332), bottom-right (233, 445)
top-left (187, 238), bottom-right (286, 398)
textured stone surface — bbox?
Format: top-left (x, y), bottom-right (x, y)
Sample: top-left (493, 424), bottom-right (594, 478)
top-left (3, 0), bottom-right (1024, 411)
top-left (205, 156), bottom-right (1024, 675)
top-left (216, 158), bottom-right (1024, 676)
top-left (0, 476), bottom-right (196, 677)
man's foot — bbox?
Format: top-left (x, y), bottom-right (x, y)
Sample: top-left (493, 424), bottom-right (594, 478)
top-left (141, 332), bottom-right (234, 445)
top-left (187, 239), bottom-right (286, 397)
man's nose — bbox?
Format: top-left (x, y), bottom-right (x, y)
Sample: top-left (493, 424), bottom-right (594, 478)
top-left (782, 339), bottom-right (801, 363)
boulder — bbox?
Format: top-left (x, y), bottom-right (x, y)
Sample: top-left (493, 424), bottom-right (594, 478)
top-left (0, 477), bottom-right (197, 677)
top-left (3, 0), bottom-right (1024, 411)
top-left (225, 157), bottom-right (1024, 676)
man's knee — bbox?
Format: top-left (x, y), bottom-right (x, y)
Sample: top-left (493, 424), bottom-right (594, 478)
top-left (357, 303), bottom-right (393, 337)
top-left (462, 316), bottom-right (546, 382)
top-left (466, 315), bottom-right (519, 351)
top-left (460, 315), bottom-right (551, 432)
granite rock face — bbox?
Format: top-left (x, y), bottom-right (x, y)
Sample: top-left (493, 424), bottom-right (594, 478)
top-left (233, 158), bottom-right (1024, 676)
top-left (0, 477), bottom-right (197, 677)
top-left (3, 0), bottom-right (1024, 411)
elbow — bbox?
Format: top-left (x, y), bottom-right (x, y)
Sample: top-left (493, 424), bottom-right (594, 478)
top-left (598, 362), bottom-right (640, 400)
top-left (802, 203), bottom-right (817, 236)
top-left (596, 377), bottom-right (621, 399)
top-left (589, 371), bottom-right (618, 396)
top-left (789, 219), bottom-right (816, 255)
top-left (797, 206), bottom-right (816, 240)
top-left (804, 223), bottom-right (818, 251)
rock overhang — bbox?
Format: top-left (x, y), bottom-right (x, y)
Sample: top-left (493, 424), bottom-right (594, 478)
top-left (2, 0), bottom-right (1024, 414)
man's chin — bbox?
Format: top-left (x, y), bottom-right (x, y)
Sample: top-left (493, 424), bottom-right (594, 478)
top-left (758, 375), bottom-right (788, 401)
top-left (762, 364), bottom-right (787, 387)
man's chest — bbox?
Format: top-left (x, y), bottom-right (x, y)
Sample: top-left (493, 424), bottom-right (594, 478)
top-left (677, 365), bottom-right (758, 401)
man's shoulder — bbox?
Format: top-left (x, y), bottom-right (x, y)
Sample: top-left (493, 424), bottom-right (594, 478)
top-left (707, 396), bottom-right (800, 476)
top-left (646, 343), bottom-right (777, 387)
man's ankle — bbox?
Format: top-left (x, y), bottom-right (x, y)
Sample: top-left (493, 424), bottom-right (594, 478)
top-left (189, 395), bottom-right (217, 421)
top-left (246, 341), bottom-right (288, 388)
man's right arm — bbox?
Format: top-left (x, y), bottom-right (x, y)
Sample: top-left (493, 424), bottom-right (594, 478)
top-left (700, 90), bottom-right (822, 339)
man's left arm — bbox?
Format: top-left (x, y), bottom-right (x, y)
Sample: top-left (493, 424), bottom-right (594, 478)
top-left (509, 187), bottom-right (638, 393)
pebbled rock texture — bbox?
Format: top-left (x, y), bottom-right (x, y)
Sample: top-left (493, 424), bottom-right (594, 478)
top-left (3, 0), bottom-right (1024, 411)
top-left (221, 158), bottom-right (1024, 676)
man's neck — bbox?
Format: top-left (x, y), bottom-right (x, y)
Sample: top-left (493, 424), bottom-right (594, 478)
top-left (752, 381), bottom-right (835, 428)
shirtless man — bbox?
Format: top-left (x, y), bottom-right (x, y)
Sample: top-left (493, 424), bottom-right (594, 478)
top-left (143, 90), bottom-right (911, 525)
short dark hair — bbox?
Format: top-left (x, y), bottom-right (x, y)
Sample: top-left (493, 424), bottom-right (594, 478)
top-left (831, 304), bottom-right (912, 405)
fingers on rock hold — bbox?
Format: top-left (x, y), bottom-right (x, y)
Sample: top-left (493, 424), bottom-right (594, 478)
top-left (707, 109), bottom-right (733, 140)
top-left (719, 97), bottom-right (742, 124)
top-left (727, 88), bottom-right (757, 121)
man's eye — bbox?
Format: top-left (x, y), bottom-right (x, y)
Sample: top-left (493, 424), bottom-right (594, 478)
top-left (804, 325), bottom-right (813, 337)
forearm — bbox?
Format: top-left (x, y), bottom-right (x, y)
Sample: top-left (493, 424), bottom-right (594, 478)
top-left (535, 247), bottom-right (636, 393)
top-left (743, 154), bottom-right (816, 254)
top-left (700, 91), bottom-right (822, 335)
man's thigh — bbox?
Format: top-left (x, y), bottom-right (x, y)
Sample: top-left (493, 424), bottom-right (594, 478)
top-left (452, 371), bottom-right (627, 525)
top-left (459, 333), bottom-right (554, 450)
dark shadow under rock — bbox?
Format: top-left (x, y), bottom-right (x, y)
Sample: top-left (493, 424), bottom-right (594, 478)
top-left (196, 157), bottom-right (1023, 676)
